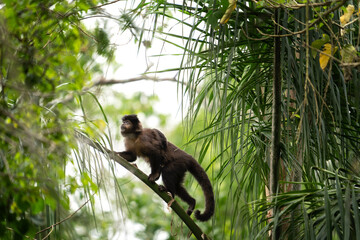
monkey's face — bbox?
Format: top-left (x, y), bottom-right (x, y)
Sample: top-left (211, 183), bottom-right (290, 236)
top-left (121, 120), bottom-right (133, 134)
top-left (121, 115), bottom-right (142, 136)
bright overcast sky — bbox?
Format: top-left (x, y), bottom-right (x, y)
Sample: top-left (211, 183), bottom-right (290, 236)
top-left (86, 1), bottom-right (193, 129)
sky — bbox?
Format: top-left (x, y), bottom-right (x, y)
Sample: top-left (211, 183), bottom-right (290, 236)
top-left (85, 0), bottom-right (191, 130)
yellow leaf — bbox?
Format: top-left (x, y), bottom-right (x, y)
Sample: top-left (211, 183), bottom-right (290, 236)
top-left (340, 5), bottom-right (355, 25)
top-left (220, 0), bottom-right (237, 25)
top-left (93, 119), bottom-right (107, 132)
top-left (319, 43), bottom-right (338, 70)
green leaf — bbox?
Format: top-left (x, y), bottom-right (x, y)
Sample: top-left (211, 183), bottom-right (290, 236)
top-left (31, 198), bottom-right (45, 214)
top-left (45, 196), bottom-right (57, 210)
top-left (352, 187), bottom-right (360, 237)
top-left (81, 172), bottom-right (91, 186)
top-left (311, 34), bottom-right (330, 58)
top-left (324, 184), bottom-right (332, 240)
top-left (94, 27), bottom-right (110, 56)
top-left (77, 1), bottom-right (90, 12)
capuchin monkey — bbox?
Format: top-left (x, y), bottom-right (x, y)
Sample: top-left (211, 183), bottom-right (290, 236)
top-left (117, 114), bottom-right (215, 221)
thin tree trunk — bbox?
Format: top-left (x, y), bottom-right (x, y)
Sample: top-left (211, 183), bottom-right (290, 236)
top-left (270, 8), bottom-right (282, 240)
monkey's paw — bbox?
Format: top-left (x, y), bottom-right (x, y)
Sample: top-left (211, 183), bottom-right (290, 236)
top-left (131, 163), bottom-right (138, 168)
top-left (186, 208), bottom-right (194, 216)
top-left (158, 185), bottom-right (174, 209)
top-left (148, 172), bottom-right (160, 182)
top-left (159, 185), bottom-right (174, 198)
top-left (167, 198), bottom-right (175, 209)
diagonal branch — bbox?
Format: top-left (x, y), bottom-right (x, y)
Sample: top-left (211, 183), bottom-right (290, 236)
top-left (75, 131), bottom-right (209, 240)
top-left (90, 0), bottom-right (123, 10)
top-left (94, 75), bottom-right (182, 85)
top-left (257, 0), bottom-right (346, 38)
top-left (36, 196), bottom-right (93, 238)
top-left (46, 75), bottom-right (182, 109)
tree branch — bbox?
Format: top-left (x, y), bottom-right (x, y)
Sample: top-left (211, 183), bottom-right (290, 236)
top-left (263, 0), bottom-right (339, 9)
top-left (36, 196), bottom-right (93, 238)
top-left (45, 75), bottom-right (182, 109)
top-left (75, 131), bottom-right (209, 240)
top-left (257, 0), bottom-right (346, 38)
top-left (90, 0), bottom-right (123, 10)
top-left (94, 75), bottom-right (181, 85)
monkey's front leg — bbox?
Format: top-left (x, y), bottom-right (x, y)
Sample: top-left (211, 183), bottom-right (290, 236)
top-left (148, 158), bottom-right (161, 182)
top-left (117, 151), bottom-right (137, 162)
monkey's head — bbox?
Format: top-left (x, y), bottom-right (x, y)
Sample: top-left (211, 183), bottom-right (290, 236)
top-left (121, 114), bottom-right (142, 135)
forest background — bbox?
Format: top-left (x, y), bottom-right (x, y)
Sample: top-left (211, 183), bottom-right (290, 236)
top-left (1, 0), bottom-right (360, 239)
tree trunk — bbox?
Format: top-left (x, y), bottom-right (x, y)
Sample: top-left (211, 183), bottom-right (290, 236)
top-left (270, 8), bottom-right (282, 240)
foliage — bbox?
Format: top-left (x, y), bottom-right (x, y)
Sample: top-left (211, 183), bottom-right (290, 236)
top-left (2, 0), bottom-right (360, 239)
top-left (0, 1), bottom-right (185, 238)
top-left (128, 0), bottom-right (360, 239)
top-left (118, 178), bottom-right (172, 240)
top-left (0, 0), bottom-right (119, 239)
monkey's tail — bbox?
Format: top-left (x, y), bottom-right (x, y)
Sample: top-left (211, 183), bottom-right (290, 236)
top-left (188, 160), bottom-right (215, 221)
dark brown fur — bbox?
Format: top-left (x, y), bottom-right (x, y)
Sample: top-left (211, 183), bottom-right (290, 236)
top-left (118, 114), bottom-right (215, 221)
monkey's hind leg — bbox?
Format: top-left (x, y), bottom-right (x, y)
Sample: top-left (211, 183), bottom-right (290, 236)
top-left (177, 186), bottom-right (196, 216)
top-left (158, 185), bottom-right (170, 194)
